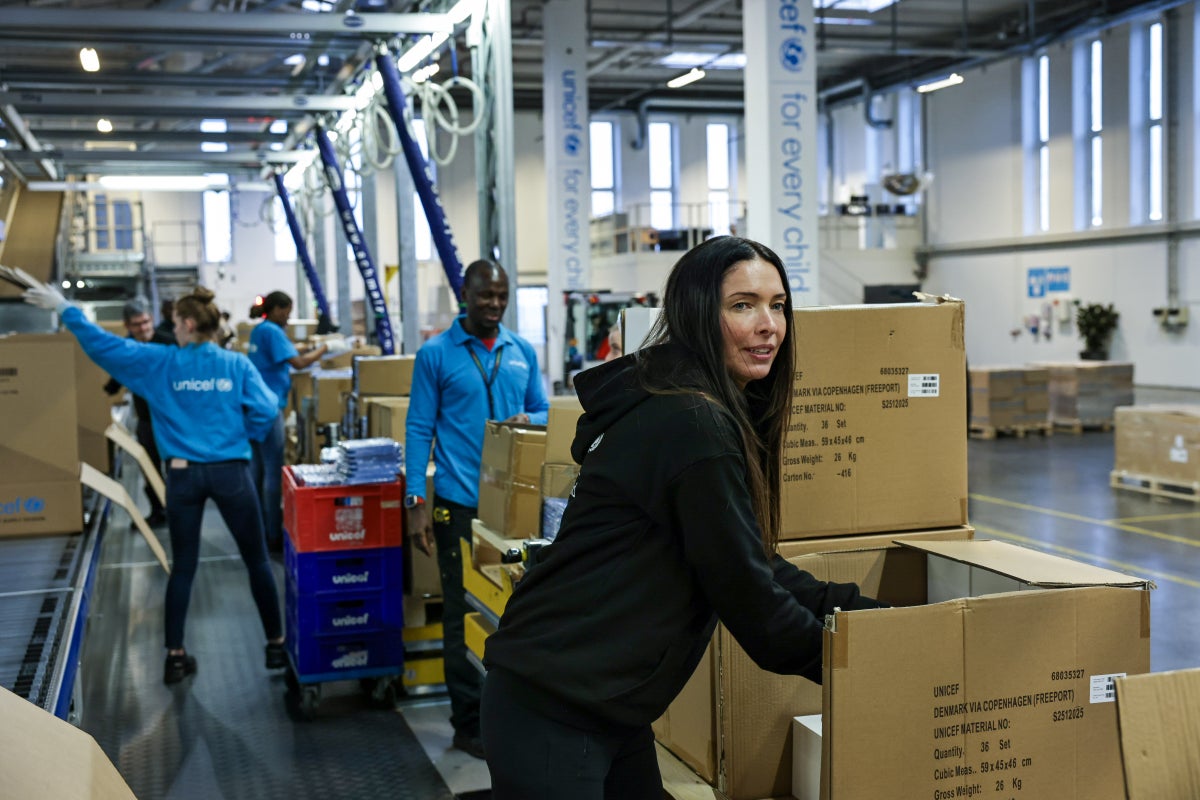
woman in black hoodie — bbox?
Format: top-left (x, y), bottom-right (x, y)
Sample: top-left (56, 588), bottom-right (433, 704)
top-left (481, 236), bottom-right (886, 799)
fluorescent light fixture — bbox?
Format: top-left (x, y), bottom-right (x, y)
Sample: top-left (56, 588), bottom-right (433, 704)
top-left (658, 52), bottom-right (746, 70)
top-left (269, 119), bottom-right (288, 134)
top-left (916, 73), bottom-right (964, 93)
top-left (270, 142), bottom-right (284, 151)
top-left (814, 0), bottom-right (897, 11)
top-left (667, 68), bottom-right (706, 89)
top-left (96, 118), bottom-right (113, 133)
top-left (397, 31), bottom-right (449, 72)
top-left (200, 119), bottom-right (227, 133)
top-left (97, 175), bottom-right (228, 192)
top-left (817, 16), bottom-right (874, 25)
top-left (447, 0), bottom-right (484, 24)
top-left (283, 54), bottom-right (306, 66)
top-left (79, 47), bottom-right (100, 72)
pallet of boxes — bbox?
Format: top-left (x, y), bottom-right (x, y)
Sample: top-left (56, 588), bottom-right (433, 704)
top-left (646, 298), bottom-right (1151, 800)
top-left (1036, 361), bottom-right (1135, 434)
top-left (462, 397), bottom-right (583, 670)
top-left (969, 366), bottom-right (1051, 439)
top-left (1111, 404), bottom-right (1200, 502)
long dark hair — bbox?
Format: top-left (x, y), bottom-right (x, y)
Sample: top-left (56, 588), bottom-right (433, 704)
top-left (639, 236), bottom-right (795, 553)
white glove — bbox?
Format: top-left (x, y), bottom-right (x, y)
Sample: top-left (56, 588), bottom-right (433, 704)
top-left (323, 337), bottom-right (352, 356)
top-left (23, 280), bottom-right (68, 311)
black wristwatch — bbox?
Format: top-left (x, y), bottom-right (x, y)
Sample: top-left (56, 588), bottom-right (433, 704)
top-left (404, 494), bottom-right (425, 509)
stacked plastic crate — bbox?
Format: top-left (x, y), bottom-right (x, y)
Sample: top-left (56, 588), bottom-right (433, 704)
top-left (282, 465), bottom-right (405, 718)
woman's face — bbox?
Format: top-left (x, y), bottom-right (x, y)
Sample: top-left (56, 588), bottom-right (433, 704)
top-left (720, 258), bottom-right (787, 389)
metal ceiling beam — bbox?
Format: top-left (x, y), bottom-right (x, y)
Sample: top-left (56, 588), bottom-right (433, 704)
top-left (0, 8), bottom-right (456, 37)
top-left (33, 129), bottom-right (287, 145)
top-left (0, 105), bottom-right (57, 180)
top-left (0, 74), bottom-right (316, 93)
top-left (0, 92), bottom-right (357, 114)
top-left (45, 149), bottom-right (311, 165)
top-left (587, 0), bottom-right (735, 76)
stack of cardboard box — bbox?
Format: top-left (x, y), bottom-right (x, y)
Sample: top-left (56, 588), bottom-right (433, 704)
top-left (1038, 361), bottom-right (1135, 429)
top-left (349, 354), bottom-right (415, 440)
top-left (968, 365), bottom-right (1051, 436)
top-left (539, 397), bottom-right (584, 540)
top-left (1111, 404), bottom-right (1200, 500)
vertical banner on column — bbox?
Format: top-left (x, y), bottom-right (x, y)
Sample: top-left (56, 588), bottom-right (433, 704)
top-left (744, 0), bottom-right (819, 306)
top-left (543, 0), bottom-right (590, 388)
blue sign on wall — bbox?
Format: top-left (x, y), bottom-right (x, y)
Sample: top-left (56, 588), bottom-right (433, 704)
top-left (1027, 267), bottom-right (1071, 298)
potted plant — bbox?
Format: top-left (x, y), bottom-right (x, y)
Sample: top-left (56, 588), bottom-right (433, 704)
top-left (1075, 302), bottom-right (1119, 360)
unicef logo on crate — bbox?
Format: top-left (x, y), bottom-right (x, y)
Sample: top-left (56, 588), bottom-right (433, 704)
top-left (780, 38), bottom-right (807, 72)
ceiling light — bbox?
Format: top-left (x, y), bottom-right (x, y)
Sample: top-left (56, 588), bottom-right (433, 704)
top-left (916, 73), bottom-right (964, 93)
top-left (79, 47), bottom-right (100, 73)
top-left (269, 119), bottom-right (288, 135)
top-left (815, 0), bottom-right (897, 11)
top-left (667, 68), bottom-right (706, 89)
top-left (97, 175), bottom-right (227, 192)
top-left (62, 281), bottom-right (71, 289)
top-left (96, 118), bottom-right (113, 133)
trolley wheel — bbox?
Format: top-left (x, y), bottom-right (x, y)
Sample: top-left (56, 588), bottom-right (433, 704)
top-left (298, 685), bottom-right (321, 721)
top-left (362, 676), bottom-right (400, 709)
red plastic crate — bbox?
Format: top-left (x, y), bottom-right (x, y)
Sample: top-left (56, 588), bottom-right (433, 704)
top-left (283, 466), bottom-right (404, 553)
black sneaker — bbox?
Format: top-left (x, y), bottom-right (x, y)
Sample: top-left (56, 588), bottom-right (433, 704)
top-left (452, 732), bottom-right (485, 760)
top-left (146, 510), bottom-right (168, 528)
top-left (163, 652), bottom-right (197, 684)
top-left (265, 641), bottom-right (287, 670)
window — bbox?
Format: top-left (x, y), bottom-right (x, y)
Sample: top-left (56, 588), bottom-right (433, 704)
top-left (1037, 54), bottom-right (1051, 232)
top-left (1148, 21), bottom-right (1164, 222)
top-left (647, 121), bottom-right (674, 230)
top-left (1088, 39), bottom-right (1103, 227)
top-left (94, 194), bottom-right (110, 250)
top-left (202, 188), bottom-right (232, 263)
top-left (590, 120), bottom-right (616, 217)
top-left (706, 123), bottom-right (732, 235)
top-left (273, 197), bottom-right (297, 263)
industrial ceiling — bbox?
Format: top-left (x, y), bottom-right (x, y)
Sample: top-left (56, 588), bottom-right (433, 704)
top-left (0, 0), bottom-right (1176, 185)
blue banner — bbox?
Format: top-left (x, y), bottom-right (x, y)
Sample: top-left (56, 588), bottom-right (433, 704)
top-left (314, 124), bottom-right (395, 354)
top-left (1027, 267), bottom-right (1071, 298)
top-left (272, 171), bottom-right (333, 322)
top-left (375, 51), bottom-right (465, 301)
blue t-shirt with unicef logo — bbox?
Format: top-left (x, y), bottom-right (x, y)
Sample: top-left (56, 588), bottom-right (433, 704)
top-left (247, 319), bottom-right (299, 410)
top-left (61, 306), bottom-right (278, 462)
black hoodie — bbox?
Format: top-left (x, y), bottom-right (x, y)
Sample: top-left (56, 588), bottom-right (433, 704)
top-left (483, 343), bottom-right (881, 731)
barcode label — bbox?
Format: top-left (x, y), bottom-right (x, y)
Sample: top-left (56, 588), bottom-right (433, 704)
top-left (908, 374), bottom-right (940, 398)
top-left (1090, 673), bottom-right (1124, 703)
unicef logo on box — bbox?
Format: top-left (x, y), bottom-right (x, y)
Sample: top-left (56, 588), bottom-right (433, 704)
top-left (24, 496), bottom-right (44, 513)
top-left (564, 133), bottom-right (581, 156)
top-left (780, 38), bottom-right (806, 72)
top-left (0, 495), bottom-right (45, 515)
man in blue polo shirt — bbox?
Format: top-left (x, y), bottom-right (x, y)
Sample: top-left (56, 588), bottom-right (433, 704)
top-left (247, 291), bottom-right (329, 550)
top-left (405, 259), bottom-right (549, 759)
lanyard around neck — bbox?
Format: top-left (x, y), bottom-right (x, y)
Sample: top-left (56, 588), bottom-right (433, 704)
top-left (467, 342), bottom-right (504, 419)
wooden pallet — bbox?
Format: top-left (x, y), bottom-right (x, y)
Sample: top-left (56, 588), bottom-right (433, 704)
top-left (1053, 418), bottom-right (1114, 435)
top-left (1110, 470), bottom-right (1200, 503)
top-left (970, 423), bottom-right (1053, 440)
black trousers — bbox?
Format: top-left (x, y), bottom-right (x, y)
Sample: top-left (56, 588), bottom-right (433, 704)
top-left (432, 497), bottom-right (481, 737)
top-left (481, 668), bottom-right (661, 800)
top-left (136, 417), bottom-right (165, 516)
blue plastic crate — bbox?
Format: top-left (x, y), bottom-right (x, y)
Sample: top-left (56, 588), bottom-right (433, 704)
top-left (285, 581), bottom-right (404, 636)
top-left (285, 623), bottom-right (405, 678)
top-left (284, 534), bottom-right (404, 596)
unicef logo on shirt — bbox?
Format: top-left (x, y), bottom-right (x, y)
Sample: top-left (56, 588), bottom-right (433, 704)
top-left (173, 377), bottom-right (235, 392)
top-left (780, 38), bottom-right (806, 72)
top-left (216, 378), bottom-right (233, 392)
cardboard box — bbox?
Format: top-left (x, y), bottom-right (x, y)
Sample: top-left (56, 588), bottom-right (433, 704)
top-left (365, 396), bottom-right (411, 442)
top-left (354, 354), bottom-right (416, 397)
top-left (0, 335), bottom-right (84, 536)
top-left (1037, 361), bottom-right (1136, 423)
top-left (1114, 405), bottom-right (1200, 484)
top-left (320, 345), bottom-right (382, 370)
top-left (0, 685), bottom-right (137, 800)
top-left (970, 366), bottom-right (1050, 428)
top-left (545, 396), bottom-right (584, 465)
top-left (653, 526), bottom-right (975, 799)
top-left (540, 462), bottom-right (580, 500)
top-left (477, 422), bottom-right (547, 538)
top-left (1115, 667), bottom-right (1200, 799)
top-left (312, 369), bottom-right (352, 425)
top-left (783, 298), bottom-right (968, 539)
top-left (817, 540), bottom-right (1151, 800)
top-left (72, 337), bottom-right (118, 473)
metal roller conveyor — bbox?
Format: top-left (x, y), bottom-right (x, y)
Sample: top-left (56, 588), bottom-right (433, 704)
top-left (0, 489), bottom-right (109, 718)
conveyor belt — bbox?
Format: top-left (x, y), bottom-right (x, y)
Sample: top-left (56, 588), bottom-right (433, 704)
top-left (0, 488), bottom-right (108, 717)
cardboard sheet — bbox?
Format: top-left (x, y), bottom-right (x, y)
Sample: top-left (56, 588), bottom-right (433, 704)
top-left (79, 462), bottom-right (169, 573)
top-left (1115, 668), bottom-right (1200, 799)
top-left (105, 422), bottom-right (166, 507)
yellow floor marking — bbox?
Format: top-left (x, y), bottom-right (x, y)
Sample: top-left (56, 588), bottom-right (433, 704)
top-left (970, 493), bottom-right (1200, 548)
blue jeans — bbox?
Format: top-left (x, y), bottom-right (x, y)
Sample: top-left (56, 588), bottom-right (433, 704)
top-left (250, 411), bottom-right (286, 546)
top-left (164, 459), bottom-right (283, 650)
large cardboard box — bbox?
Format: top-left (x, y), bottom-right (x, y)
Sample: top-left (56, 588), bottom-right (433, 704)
top-left (1039, 361), bottom-right (1136, 423)
top-left (970, 366), bottom-right (1050, 429)
top-left (545, 396), bottom-right (584, 465)
top-left (1113, 404), bottom-right (1200, 484)
top-left (0, 686), bottom-right (137, 799)
top-left (320, 345), bottom-right (382, 370)
top-left (1115, 667), bottom-right (1200, 799)
top-left (782, 298), bottom-right (967, 539)
top-left (72, 336), bottom-right (118, 473)
top-left (311, 368), bottom-right (352, 425)
top-left (477, 421), bottom-right (546, 539)
top-left (365, 396), bottom-right (411, 442)
top-left (817, 540), bottom-right (1151, 800)
top-left (354, 354), bottom-right (416, 396)
top-left (653, 526), bottom-right (975, 799)
top-left (0, 336), bottom-right (84, 536)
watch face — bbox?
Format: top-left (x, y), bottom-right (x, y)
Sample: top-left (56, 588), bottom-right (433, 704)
top-left (405, 495), bottom-right (422, 509)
